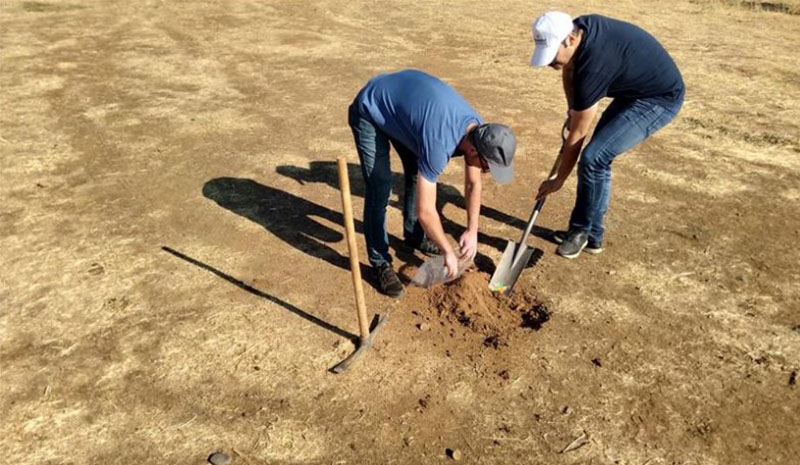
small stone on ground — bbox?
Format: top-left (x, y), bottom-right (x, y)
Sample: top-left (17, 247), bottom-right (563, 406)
top-left (208, 452), bottom-right (231, 465)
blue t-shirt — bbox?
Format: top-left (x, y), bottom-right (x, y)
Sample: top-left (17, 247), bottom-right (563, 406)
top-left (571, 15), bottom-right (685, 111)
top-left (355, 70), bottom-right (483, 182)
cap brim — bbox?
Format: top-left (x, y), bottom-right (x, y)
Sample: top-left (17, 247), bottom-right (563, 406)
top-left (530, 44), bottom-right (558, 67)
top-left (488, 160), bottom-right (513, 185)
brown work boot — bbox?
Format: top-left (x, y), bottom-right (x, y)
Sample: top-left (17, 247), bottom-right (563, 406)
top-left (374, 264), bottom-right (404, 298)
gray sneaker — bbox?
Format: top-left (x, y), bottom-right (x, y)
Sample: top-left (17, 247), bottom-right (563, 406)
top-left (556, 230), bottom-right (589, 259)
top-left (553, 230), bottom-right (603, 255)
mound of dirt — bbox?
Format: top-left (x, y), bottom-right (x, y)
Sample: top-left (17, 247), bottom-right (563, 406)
top-left (416, 269), bottom-right (550, 342)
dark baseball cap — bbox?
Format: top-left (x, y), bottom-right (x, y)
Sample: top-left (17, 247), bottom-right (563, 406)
top-left (472, 123), bottom-right (517, 184)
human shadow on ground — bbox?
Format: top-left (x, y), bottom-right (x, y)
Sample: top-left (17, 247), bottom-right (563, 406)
top-left (161, 246), bottom-right (358, 342)
top-left (202, 177), bottom-right (422, 290)
top-left (275, 161), bottom-right (555, 250)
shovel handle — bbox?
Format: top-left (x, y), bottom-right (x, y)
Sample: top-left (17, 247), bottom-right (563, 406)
top-left (338, 157), bottom-right (370, 342)
top-left (516, 121), bottom-right (570, 247)
top-left (545, 121), bottom-right (570, 180)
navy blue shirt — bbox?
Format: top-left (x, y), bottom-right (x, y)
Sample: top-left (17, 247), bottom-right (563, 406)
top-left (355, 70), bottom-right (483, 182)
top-left (571, 15), bottom-right (685, 111)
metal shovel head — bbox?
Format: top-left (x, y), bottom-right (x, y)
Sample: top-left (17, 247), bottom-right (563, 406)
top-left (489, 240), bottom-right (534, 295)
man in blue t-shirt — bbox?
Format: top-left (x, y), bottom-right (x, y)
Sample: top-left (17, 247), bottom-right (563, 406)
top-left (349, 69), bottom-right (517, 297)
top-left (530, 12), bottom-right (685, 259)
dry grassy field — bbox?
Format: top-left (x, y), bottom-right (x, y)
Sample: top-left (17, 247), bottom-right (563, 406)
top-left (2, 1), bottom-right (799, 464)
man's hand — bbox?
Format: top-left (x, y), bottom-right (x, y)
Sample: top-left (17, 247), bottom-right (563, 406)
top-left (536, 177), bottom-right (564, 200)
top-left (444, 250), bottom-right (459, 279)
top-left (458, 228), bottom-right (478, 260)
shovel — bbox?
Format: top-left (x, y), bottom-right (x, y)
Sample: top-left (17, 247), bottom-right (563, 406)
top-left (489, 122), bottom-right (568, 295)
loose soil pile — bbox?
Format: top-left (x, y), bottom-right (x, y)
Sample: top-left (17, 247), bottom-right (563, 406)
top-left (407, 269), bottom-right (551, 345)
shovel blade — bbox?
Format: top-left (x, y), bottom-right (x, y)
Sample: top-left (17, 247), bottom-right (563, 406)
top-left (489, 241), bottom-right (534, 295)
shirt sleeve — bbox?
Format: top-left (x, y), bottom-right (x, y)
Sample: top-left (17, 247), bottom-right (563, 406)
top-left (418, 141), bottom-right (448, 183)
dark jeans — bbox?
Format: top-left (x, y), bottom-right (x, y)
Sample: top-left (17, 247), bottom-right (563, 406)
top-left (569, 93), bottom-right (684, 243)
top-left (348, 103), bottom-right (424, 268)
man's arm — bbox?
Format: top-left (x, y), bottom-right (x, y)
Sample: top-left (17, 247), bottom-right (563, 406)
top-left (417, 176), bottom-right (459, 278)
top-left (536, 102), bottom-right (598, 199)
top-left (458, 159), bottom-right (482, 260)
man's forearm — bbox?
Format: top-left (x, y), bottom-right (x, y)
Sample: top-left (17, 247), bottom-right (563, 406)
top-left (555, 140), bottom-right (583, 182)
top-left (418, 209), bottom-right (453, 256)
top-left (463, 180), bottom-right (481, 233)
top-left (555, 118), bottom-right (583, 182)
top-left (556, 104), bottom-right (596, 182)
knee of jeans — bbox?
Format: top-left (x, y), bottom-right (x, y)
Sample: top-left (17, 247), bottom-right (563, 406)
top-left (365, 178), bottom-right (392, 207)
top-left (578, 148), bottom-right (611, 175)
top-left (368, 168), bottom-right (393, 188)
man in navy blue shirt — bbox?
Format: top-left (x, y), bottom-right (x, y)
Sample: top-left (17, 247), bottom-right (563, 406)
top-left (530, 12), bottom-right (685, 259)
top-left (349, 70), bottom-right (517, 297)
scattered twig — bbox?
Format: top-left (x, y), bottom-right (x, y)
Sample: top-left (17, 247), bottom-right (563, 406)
top-left (240, 312), bottom-right (254, 325)
top-left (483, 434), bottom-right (533, 442)
top-left (250, 430), bottom-right (266, 450)
top-left (60, 342), bottom-right (80, 356)
top-left (560, 430), bottom-right (589, 454)
top-left (233, 345), bottom-right (249, 371)
top-left (672, 271), bottom-right (695, 281)
top-left (232, 447), bottom-right (257, 465)
top-left (378, 365), bottom-right (399, 385)
top-left (459, 430), bottom-right (476, 455)
top-left (167, 415), bottom-right (197, 431)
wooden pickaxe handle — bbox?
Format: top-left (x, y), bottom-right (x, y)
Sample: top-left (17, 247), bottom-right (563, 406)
top-left (337, 157), bottom-right (370, 342)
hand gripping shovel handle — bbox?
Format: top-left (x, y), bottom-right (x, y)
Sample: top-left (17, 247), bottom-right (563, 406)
top-left (510, 121), bottom-right (569, 266)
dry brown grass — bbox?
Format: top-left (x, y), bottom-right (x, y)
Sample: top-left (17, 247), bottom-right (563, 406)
top-left (693, 0), bottom-right (800, 14)
top-left (1, 1), bottom-right (799, 464)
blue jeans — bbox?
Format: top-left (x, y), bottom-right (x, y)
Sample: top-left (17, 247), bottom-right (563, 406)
top-left (569, 93), bottom-right (684, 243)
top-left (348, 103), bottom-right (424, 268)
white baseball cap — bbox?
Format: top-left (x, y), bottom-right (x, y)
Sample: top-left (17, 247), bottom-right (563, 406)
top-left (530, 11), bottom-right (574, 67)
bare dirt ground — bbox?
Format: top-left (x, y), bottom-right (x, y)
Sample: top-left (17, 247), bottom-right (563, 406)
top-left (2, 1), bottom-right (799, 464)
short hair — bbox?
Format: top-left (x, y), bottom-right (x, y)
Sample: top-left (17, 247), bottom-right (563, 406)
top-left (561, 25), bottom-right (580, 46)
